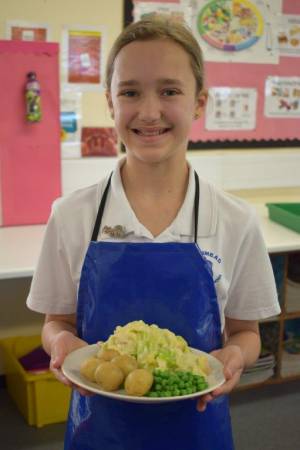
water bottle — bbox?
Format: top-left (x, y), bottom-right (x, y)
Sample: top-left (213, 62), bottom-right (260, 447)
top-left (25, 71), bottom-right (41, 122)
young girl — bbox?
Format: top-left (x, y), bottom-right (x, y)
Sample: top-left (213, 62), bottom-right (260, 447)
top-left (27, 17), bottom-right (280, 450)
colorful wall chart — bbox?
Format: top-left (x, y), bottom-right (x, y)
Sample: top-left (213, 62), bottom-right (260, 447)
top-left (197, 0), bottom-right (264, 52)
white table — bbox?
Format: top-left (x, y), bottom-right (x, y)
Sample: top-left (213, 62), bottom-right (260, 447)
top-left (1, 204), bottom-right (300, 280)
top-left (254, 204), bottom-right (300, 253)
top-left (0, 225), bottom-right (45, 279)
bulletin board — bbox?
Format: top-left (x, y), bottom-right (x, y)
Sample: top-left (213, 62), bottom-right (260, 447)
top-left (0, 40), bottom-right (61, 226)
top-left (124, 0), bottom-right (300, 149)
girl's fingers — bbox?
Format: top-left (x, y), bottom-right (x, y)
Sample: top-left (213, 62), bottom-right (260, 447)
top-left (75, 386), bottom-right (94, 396)
top-left (196, 393), bottom-right (213, 412)
top-left (50, 366), bottom-right (73, 386)
top-left (196, 366), bottom-right (243, 412)
top-left (51, 366), bottom-right (94, 396)
top-left (212, 369), bottom-right (243, 397)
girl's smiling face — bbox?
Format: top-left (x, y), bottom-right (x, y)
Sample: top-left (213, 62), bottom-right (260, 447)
top-left (107, 38), bottom-right (206, 165)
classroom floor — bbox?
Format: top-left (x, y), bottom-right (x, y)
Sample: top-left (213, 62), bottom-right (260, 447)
top-left (1, 379), bottom-right (299, 450)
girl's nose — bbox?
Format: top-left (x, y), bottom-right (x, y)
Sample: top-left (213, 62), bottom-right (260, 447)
top-left (138, 95), bottom-right (161, 122)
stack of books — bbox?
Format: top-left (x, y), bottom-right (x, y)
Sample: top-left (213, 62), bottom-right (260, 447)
top-left (239, 351), bottom-right (275, 386)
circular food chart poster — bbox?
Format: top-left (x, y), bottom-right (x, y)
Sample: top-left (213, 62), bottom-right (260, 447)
top-left (197, 0), bottom-right (264, 51)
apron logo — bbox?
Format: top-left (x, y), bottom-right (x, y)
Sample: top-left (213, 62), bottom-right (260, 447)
top-left (201, 250), bottom-right (222, 284)
top-left (102, 225), bottom-right (127, 238)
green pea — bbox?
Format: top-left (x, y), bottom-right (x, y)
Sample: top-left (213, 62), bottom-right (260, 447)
top-left (149, 392), bottom-right (159, 397)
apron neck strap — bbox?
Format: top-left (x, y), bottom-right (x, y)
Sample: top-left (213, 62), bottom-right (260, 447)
top-left (91, 170), bottom-right (200, 243)
top-left (194, 171), bottom-right (199, 243)
top-left (91, 172), bottom-right (113, 241)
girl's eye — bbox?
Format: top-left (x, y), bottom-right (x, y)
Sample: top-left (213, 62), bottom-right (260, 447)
top-left (120, 90), bottom-right (138, 97)
top-left (162, 89), bottom-right (179, 97)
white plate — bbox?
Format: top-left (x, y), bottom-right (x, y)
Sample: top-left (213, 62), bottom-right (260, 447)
top-left (62, 344), bottom-right (225, 404)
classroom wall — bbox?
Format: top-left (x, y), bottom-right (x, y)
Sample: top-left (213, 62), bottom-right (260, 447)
top-left (1, 0), bottom-right (300, 192)
top-left (0, 0), bottom-right (123, 127)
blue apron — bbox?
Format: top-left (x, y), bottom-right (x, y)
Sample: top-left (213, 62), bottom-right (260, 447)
top-left (64, 171), bottom-right (234, 450)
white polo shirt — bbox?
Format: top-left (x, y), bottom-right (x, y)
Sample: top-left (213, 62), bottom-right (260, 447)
top-left (27, 158), bottom-right (280, 330)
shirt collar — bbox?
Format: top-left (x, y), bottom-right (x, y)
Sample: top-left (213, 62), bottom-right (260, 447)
top-left (100, 157), bottom-right (217, 240)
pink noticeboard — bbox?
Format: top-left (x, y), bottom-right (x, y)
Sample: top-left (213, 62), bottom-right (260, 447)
top-left (189, 0), bottom-right (300, 146)
top-left (0, 40), bottom-right (61, 226)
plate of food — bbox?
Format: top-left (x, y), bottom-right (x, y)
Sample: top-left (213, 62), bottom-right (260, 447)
top-left (62, 321), bottom-right (225, 404)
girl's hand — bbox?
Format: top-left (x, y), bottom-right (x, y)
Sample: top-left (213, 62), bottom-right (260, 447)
top-left (196, 345), bottom-right (244, 412)
top-left (49, 330), bottom-right (93, 396)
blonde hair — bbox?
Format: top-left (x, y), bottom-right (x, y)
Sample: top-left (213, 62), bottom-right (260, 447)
top-left (105, 17), bottom-right (205, 94)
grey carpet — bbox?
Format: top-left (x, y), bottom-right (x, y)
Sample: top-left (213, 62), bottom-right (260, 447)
top-left (1, 380), bottom-right (300, 450)
top-left (230, 379), bottom-right (300, 450)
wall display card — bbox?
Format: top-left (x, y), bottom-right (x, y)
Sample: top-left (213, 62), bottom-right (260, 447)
top-left (265, 77), bottom-right (300, 118)
top-left (61, 90), bottom-right (82, 158)
top-left (133, 1), bottom-right (192, 25)
top-left (192, 0), bottom-right (280, 64)
top-left (62, 26), bottom-right (106, 91)
top-left (81, 127), bottom-right (118, 157)
top-left (205, 87), bottom-right (257, 130)
top-left (277, 14), bottom-right (300, 57)
top-left (6, 20), bottom-right (50, 41)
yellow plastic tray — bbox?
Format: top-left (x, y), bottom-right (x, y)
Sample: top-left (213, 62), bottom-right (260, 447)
top-left (0, 335), bottom-right (71, 427)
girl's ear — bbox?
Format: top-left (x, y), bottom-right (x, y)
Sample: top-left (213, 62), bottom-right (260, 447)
top-left (194, 90), bottom-right (208, 120)
top-left (106, 91), bottom-right (114, 119)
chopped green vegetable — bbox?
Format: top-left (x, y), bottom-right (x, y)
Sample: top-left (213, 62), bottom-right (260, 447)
top-left (100, 321), bottom-right (209, 377)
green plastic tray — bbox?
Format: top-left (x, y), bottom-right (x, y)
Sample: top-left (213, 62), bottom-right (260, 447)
top-left (266, 203), bottom-right (300, 234)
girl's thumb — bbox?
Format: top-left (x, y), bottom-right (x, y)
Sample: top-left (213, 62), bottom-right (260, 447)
top-left (51, 343), bottom-right (64, 368)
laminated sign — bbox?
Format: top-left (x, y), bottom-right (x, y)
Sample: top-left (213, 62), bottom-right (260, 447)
top-left (0, 40), bottom-right (61, 226)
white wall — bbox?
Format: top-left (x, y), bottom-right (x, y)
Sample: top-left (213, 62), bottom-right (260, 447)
top-left (62, 148), bottom-right (300, 196)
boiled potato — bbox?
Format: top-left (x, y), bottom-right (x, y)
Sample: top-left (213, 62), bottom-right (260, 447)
top-left (97, 348), bottom-right (120, 361)
top-left (124, 369), bottom-right (153, 396)
top-left (80, 357), bottom-right (103, 382)
top-left (111, 354), bottom-right (138, 376)
top-left (94, 362), bottom-right (124, 391)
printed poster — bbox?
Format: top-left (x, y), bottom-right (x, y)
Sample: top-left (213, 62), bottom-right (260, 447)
top-left (6, 20), bottom-right (50, 41)
top-left (60, 90), bottom-right (82, 158)
top-left (265, 77), bottom-right (300, 118)
top-left (277, 15), bottom-right (300, 57)
top-left (205, 87), bottom-right (257, 130)
top-left (192, 0), bottom-right (280, 64)
top-left (133, 1), bottom-right (192, 25)
top-left (62, 26), bottom-right (106, 91)
top-left (81, 128), bottom-right (118, 157)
